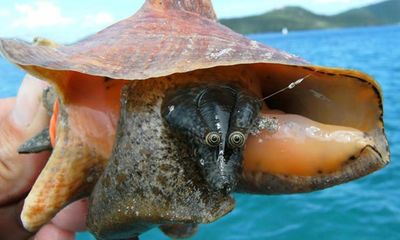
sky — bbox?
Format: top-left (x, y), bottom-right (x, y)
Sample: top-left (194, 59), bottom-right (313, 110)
top-left (0, 0), bottom-right (384, 43)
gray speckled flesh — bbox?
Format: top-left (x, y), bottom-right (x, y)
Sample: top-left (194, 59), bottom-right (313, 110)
top-left (42, 87), bottom-right (56, 116)
top-left (18, 128), bottom-right (52, 154)
top-left (88, 80), bottom-right (235, 239)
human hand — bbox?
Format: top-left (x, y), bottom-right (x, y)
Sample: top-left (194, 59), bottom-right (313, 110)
top-left (0, 75), bottom-right (88, 240)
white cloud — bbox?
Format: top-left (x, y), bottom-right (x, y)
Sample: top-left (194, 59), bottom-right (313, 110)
top-left (11, 0), bottom-right (73, 29)
top-left (0, 9), bottom-right (10, 17)
top-left (83, 12), bottom-right (114, 27)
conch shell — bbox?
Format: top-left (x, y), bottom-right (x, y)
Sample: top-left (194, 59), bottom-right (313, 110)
top-left (0, 0), bottom-right (389, 238)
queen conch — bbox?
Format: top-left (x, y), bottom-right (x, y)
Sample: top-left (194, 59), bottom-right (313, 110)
top-left (0, 0), bottom-right (389, 239)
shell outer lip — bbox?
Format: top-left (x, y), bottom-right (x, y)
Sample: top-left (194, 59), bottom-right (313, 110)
top-left (238, 143), bottom-right (389, 194)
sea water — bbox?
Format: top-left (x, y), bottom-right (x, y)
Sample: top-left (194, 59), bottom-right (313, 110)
top-left (0, 25), bottom-right (399, 240)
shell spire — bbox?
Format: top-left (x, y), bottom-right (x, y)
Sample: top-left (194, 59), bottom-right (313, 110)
top-left (146, 0), bottom-right (217, 20)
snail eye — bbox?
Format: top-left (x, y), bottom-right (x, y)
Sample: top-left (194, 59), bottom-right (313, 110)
top-left (228, 131), bottom-right (246, 148)
top-left (205, 132), bottom-right (221, 147)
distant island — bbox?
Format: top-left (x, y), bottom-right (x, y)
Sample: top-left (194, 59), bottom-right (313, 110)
top-left (220, 0), bottom-right (400, 34)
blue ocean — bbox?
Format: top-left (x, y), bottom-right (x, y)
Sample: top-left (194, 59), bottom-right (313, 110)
top-left (1, 25), bottom-right (399, 240)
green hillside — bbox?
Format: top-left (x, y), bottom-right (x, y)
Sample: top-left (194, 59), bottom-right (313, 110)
top-left (220, 0), bottom-right (400, 34)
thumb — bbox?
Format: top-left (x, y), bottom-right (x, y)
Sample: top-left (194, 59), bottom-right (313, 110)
top-left (11, 74), bottom-right (50, 131)
top-left (0, 74), bottom-right (51, 205)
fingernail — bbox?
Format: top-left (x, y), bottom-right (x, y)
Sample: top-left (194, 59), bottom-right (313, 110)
top-left (11, 75), bottom-right (49, 128)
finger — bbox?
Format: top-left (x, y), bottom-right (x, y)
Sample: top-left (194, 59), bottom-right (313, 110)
top-left (0, 200), bottom-right (32, 240)
top-left (0, 75), bottom-right (51, 204)
top-left (34, 223), bottom-right (75, 240)
top-left (51, 198), bottom-right (89, 232)
top-left (11, 74), bottom-right (49, 130)
top-left (0, 98), bottom-right (16, 119)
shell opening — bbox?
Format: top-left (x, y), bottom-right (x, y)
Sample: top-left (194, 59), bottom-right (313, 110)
top-left (241, 63), bottom-right (388, 184)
